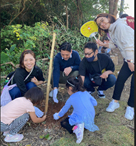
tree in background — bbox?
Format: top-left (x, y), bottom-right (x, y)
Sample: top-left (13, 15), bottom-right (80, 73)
top-left (109, 0), bottom-right (119, 16)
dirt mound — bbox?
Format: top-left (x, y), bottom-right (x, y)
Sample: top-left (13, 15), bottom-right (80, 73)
top-left (29, 100), bottom-right (71, 130)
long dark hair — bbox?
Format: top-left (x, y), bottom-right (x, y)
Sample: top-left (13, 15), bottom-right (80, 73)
top-left (19, 50), bottom-right (36, 68)
top-left (66, 75), bottom-right (85, 93)
top-left (94, 13), bottom-right (116, 36)
top-left (24, 87), bottom-right (44, 105)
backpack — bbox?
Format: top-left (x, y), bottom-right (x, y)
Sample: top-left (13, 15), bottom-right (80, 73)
top-left (126, 16), bottom-right (134, 29)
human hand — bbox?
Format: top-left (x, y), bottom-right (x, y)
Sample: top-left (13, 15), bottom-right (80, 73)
top-left (63, 67), bottom-right (72, 76)
top-left (96, 39), bottom-right (105, 46)
top-left (31, 77), bottom-right (39, 85)
top-left (100, 71), bottom-right (109, 79)
top-left (34, 106), bottom-right (44, 118)
top-left (42, 114), bottom-right (47, 121)
top-left (96, 39), bottom-right (109, 48)
top-left (53, 113), bottom-right (60, 120)
top-left (127, 62), bottom-right (134, 72)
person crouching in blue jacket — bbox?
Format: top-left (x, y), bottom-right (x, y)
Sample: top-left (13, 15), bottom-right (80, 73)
top-left (53, 75), bottom-right (99, 144)
top-left (49, 42), bottom-right (81, 103)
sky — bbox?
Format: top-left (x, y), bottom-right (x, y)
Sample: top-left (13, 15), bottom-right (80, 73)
top-left (119, 0), bottom-right (134, 17)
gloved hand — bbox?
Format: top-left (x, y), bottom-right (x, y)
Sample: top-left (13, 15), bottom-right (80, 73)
top-left (34, 106), bottom-right (44, 118)
top-left (53, 113), bottom-right (60, 120)
top-left (49, 88), bottom-right (58, 103)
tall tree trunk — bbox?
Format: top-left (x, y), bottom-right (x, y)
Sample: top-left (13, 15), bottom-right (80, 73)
top-left (65, 5), bottom-right (68, 30)
top-left (109, 0), bottom-right (119, 17)
top-left (119, 0), bottom-right (124, 17)
top-left (76, 0), bottom-right (80, 28)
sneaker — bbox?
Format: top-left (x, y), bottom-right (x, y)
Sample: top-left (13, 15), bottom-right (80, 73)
top-left (106, 100), bottom-right (120, 112)
top-left (3, 131), bottom-right (9, 136)
top-left (97, 90), bottom-right (105, 98)
top-left (125, 106), bottom-right (134, 120)
top-left (87, 91), bottom-right (95, 94)
top-left (4, 133), bottom-right (24, 142)
top-left (73, 123), bottom-right (84, 144)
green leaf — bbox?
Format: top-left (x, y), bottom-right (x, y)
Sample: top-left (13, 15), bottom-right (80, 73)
top-left (10, 44), bottom-right (16, 52)
top-left (39, 135), bottom-right (44, 139)
top-left (1, 52), bottom-right (9, 63)
top-left (44, 133), bottom-right (51, 140)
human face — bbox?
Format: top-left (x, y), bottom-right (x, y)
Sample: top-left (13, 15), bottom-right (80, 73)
top-left (67, 86), bottom-right (73, 95)
top-left (96, 17), bottom-right (110, 30)
top-left (84, 48), bottom-right (98, 61)
top-left (104, 40), bottom-right (109, 44)
top-left (23, 54), bottom-right (35, 72)
top-left (61, 50), bottom-right (72, 61)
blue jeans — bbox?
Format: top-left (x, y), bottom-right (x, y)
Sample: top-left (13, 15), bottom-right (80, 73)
top-left (84, 74), bottom-right (116, 92)
top-left (9, 82), bottom-right (37, 100)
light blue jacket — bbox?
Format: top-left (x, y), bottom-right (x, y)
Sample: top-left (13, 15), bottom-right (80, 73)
top-left (58, 91), bottom-right (99, 132)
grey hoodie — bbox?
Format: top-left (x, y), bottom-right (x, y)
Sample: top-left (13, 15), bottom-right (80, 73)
top-left (108, 18), bottom-right (134, 63)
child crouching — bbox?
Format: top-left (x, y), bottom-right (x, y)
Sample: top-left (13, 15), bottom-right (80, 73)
top-left (1, 87), bottom-right (46, 143)
top-left (53, 75), bottom-right (99, 144)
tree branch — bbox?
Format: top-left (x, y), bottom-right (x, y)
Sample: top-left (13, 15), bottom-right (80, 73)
top-left (8, 0), bottom-right (26, 25)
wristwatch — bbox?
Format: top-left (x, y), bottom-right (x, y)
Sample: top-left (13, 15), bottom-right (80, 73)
top-left (127, 59), bottom-right (134, 63)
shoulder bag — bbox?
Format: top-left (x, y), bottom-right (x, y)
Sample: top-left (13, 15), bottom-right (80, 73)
top-left (0, 67), bottom-right (34, 106)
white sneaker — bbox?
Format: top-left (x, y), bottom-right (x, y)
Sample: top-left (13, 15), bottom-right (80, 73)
top-left (73, 123), bottom-right (84, 144)
top-left (87, 91), bottom-right (95, 94)
top-left (3, 131), bottom-right (9, 136)
top-left (97, 90), bottom-right (105, 98)
top-left (125, 106), bottom-right (134, 120)
top-left (106, 100), bottom-right (120, 112)
top-left (4, 133), bottom-right (24, 142)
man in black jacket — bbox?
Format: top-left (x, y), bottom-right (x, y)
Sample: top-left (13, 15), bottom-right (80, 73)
top-left (79, 42), bottom-right (116, 98)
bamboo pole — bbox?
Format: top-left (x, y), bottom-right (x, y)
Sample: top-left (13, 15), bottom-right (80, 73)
top-left (45, 32), bottom-right (56, 114)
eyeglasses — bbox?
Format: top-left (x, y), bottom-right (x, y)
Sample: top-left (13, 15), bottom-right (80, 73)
top-left (97, 18), bottom-right (104, 27)
top-left (84, 52), bottom-right (94, 56)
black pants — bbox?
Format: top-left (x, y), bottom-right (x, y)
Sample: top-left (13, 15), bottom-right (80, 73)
top-left (60, 117), bottom-right (74, 134)
top-left (112, 61), bottom-right (134, 107)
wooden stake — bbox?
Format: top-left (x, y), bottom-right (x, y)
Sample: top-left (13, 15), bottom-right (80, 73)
top-left (45, 32), bottom-right (56, 114)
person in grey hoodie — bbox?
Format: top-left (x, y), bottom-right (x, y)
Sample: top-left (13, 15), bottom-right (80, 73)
top-left (94, 13), bottom-right (134, 120)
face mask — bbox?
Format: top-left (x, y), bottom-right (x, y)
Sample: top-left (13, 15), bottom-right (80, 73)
top-left (86, 55), bottom-right (95, 62)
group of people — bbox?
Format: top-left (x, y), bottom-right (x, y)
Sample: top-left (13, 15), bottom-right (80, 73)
top-left (0, 13), bottom-right (134, 144)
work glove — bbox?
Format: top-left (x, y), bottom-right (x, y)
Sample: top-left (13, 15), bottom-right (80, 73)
top-left (34, 106), bottom-right (44, 118)
top-left (49, 88), bottom-right (58, 103)
top-left (53, 113), bottom-right (60, 120)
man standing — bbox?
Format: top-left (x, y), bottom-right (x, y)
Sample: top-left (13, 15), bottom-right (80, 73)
top-left (50, 42), bottom-right (81, 103)
top-left (79, 42), bottom-right (116, 98)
